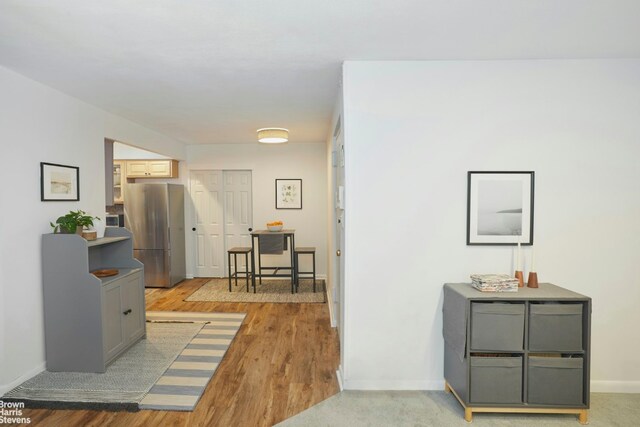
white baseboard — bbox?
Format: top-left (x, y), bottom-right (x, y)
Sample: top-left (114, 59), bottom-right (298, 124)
top-left (0, 362), bottom-right (46, 396)
top-left (591, 380), bottom-right (640, 393)
top-left (339, 378), bottom-right (639, 393)
top-left (342, 379), bottom-right (445, 391)
top-left (326, 285), bottom-right (336, 328)
top-left (336, 367), bottom-right (344, 391)
top-left (328, 305), bottom-right (336, 328)
top-left (186, 274), bottom-right (194, 279)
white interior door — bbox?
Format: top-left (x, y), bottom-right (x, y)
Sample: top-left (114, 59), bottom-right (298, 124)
top-left (223, 170), bottom-right (253, 274)
top-left (190, 170), bottom-right (224, 277)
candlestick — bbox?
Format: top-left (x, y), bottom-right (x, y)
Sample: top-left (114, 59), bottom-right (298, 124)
top-left (531, 246), bottom-right (535, 272)
top-left (515, 270), bottom-right (524, 287)
top-left (515, 236), bottom-right (524, 287)
top-left (527, 271), bottom-right (539, 288)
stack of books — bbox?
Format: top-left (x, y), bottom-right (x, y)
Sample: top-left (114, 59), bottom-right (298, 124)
top-left (471, 274), bottom-right (519, 292)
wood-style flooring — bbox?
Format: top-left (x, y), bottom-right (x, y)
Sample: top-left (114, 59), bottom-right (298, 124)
top-left (23, 278), bottom-right (340, 427)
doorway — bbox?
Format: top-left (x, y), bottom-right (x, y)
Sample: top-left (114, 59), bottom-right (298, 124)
top-left (190, 170), bottom-right (253, 277)
top-left (333, 122), bottom-right (345, 343)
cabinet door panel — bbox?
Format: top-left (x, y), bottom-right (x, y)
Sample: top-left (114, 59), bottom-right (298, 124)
top-left (148, 161), bottom-right (172, 177)
top-left (102, 282), bottom-right (125, 361)
top-left (127, 161), bottom-right (149, 177)
top-left (121, 272), bottom-right (145, 343)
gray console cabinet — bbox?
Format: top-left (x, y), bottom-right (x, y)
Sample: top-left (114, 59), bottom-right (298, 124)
top-left (443, 283), bottom-right (591, 424)
top-left (42, 227), bottom-right (146, 373)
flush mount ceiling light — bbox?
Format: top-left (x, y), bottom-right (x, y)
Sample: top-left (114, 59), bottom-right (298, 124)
top-left (257, 128), bottom-right (289, 144)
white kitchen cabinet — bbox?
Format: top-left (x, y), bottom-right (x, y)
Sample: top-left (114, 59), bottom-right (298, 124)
top-left (126, 159), bottom-right (179, 178)
top-left (113, 160), bottom-right (125, 204)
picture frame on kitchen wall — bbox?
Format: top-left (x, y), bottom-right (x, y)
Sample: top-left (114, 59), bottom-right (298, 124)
top-left (41, 162), bottom-right (80, 201)
top-left (467, 171), bottom-right (534, 245)
top-left (275, 179), bottom-right (302, 209)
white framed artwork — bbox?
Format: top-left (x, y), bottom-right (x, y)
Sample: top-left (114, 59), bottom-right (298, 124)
top-left (275, 179), bottom-right (302, 209)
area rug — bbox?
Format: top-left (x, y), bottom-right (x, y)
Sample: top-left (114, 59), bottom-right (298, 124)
top-left (3, 311), bottom-right (245, 412)
top-left (139, 311), bottom-right (245, 411)
top-left (185, 278), bottom-right (326, 303)
top-left (3, 322), bottom-right (204, 410)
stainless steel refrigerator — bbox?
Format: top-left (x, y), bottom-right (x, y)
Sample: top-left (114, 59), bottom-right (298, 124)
top-left (124, 183), bottom-right (186, 288)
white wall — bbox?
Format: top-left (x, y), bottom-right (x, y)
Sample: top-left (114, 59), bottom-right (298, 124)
top-left (186, 143), bottom-right (328, 278)
top-left (0, 65), bottom-right (185, 393)
top-left (341, 59), bottom-right (640, 391)
top-left (0, 251), bottom-right (4, 388)
top-left (113, 141), bottom-right (171, 160)
top-left (104, 116), bottom-right (185, 161)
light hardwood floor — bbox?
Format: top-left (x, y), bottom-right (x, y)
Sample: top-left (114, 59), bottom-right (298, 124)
top-left (23, 278), bottom-right (340, 427)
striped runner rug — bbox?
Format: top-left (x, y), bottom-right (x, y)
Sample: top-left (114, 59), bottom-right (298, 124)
top-left (141, 311), bottom-right (245, 411)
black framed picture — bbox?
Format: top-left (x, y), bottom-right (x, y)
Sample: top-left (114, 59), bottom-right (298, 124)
top-left (467, 171), bottom-right (534, 245)
top-left (275, 179), bottom-right (302, 209)
top-left (41, 162), bottom-right (80, 201)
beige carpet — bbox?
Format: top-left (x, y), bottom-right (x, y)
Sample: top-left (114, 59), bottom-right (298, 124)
top-left (277, 391), bottom-right (640, 426)
top-left (185, 278), bottom-right (326, 303)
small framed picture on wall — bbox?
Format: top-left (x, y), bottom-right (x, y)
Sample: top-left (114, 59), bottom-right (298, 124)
top-left (41, 162), bottom-right (80, 201)
top-left (275, 179), bottom-right (302, 209)
top-left (467, 171), bottom-right (535, 245)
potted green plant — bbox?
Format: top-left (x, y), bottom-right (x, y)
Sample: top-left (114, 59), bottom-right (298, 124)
top-left (50, 210), bottom-right (100, 234)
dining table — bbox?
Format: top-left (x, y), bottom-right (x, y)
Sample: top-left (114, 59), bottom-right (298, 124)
top-left (250, 229), bottom-right (297, 293)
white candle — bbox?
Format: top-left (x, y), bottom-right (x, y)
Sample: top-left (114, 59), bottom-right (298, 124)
top-left (531, 246), bottom-right (536, 272)
top-left (516, 236), bottom-right (521, 271)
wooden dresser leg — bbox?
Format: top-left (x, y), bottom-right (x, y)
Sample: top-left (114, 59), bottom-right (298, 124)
top-left (578, 409), bottom-right (588, 425)
top-left (464, 408), bottom-right (473, 423)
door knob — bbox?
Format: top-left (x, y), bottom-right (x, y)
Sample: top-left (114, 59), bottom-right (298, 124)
top-left (336, 250), bottom-right (341, 257)
top-left (192, 227), bottom-right (196, 231)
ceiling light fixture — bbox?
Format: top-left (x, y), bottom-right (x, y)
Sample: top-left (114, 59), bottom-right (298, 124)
top-left (257, 128), bottom-right (289, 144)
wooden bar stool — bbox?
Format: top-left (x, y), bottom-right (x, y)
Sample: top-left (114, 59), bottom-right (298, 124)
top-left (228, 247), bottom-right (254, 292)
top-left (294, 247), bottom-right (316, 293)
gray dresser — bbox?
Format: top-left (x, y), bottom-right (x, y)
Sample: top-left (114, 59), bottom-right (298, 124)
top-left (442, 283), bottom-right (591, 424)
top-left (42, 227), bottom-right (146, 373)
